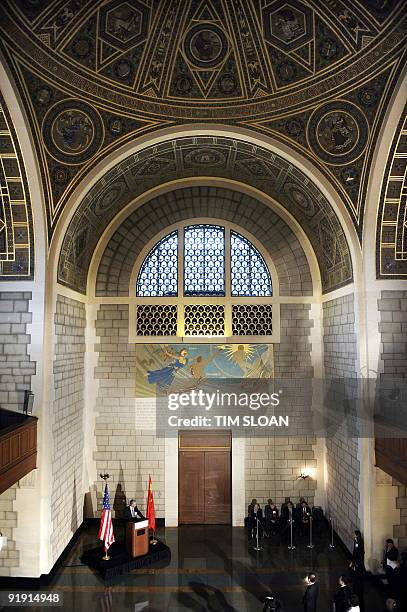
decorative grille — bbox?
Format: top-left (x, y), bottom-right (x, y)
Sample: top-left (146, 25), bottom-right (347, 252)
top-left (184, 304), bottom-right (225, 336)
top-left (232, 304), bottom-right (273, 335)
top-left (136, 304), bottom-right (177, 336)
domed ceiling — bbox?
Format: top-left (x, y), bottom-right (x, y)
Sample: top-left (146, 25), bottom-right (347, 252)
top-left (0, 0), bottom-right (406, 279)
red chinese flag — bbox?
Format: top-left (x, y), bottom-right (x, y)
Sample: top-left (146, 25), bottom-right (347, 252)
top-left (146, 475), bottom-right (156, 532)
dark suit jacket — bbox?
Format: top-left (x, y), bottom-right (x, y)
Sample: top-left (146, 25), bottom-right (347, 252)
top-left (299, 505), bottom-right (311, 521)
top-left (302, 582), bottom-right (319, 612)
top-left (384, 546), bottom-right (399, 564)
top-left (123, 505), bottom-right (145, 520)
top-left (282, 505), bottom-right (297, 522)
top-left (333, 585), bottom-right (352, 612)
top-left (352, 539), bottom-right (365, 564)
top-left (250, 508), bottom-right (263, 521)
top-left (265, 505), bottom-right (279, 521)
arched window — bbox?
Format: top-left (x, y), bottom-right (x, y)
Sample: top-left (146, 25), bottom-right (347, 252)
top-left (136, 224), bottom-right (272, 297)
top-left (134, 223), bottom-right (275, 340)
top-left (231, 231), bottom-right (272, 297)
top-left (137, 231), bottom-right (178, 297)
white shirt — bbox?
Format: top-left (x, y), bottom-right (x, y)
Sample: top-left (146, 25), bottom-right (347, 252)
top-left (131, 506), bottom-right (135, 517)
top-left (349, 606), bottom-right (360, 612)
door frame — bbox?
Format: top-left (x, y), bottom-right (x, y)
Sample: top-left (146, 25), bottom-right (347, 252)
top-left (164, 432), bottom-right (245, 527)
top-left (178, 430), bottom-right (232, 525)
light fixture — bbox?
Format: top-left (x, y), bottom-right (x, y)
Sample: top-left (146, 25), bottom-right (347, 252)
top-left (297, 467), bottom-right (315, 480)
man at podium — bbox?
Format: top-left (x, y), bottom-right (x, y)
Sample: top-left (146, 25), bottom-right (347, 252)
top-left (123, 499), bottom-right (145, 520)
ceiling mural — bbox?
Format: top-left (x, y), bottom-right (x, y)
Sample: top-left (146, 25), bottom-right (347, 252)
top-left (0, 0), bottom-right (405, 278)
top-left (0, 92), bottom-right (34, 280)
top-left (376, 104), bottom-right (407, 279)
top-left (58, 136), bottom-right (352, 294)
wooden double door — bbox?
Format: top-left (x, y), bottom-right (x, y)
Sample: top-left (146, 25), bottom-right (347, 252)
top-left (178, 431), bottom-right (231, 525)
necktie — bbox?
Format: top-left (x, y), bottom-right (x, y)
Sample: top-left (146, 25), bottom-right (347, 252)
top-left (131, 507), bottom-right (135, 517)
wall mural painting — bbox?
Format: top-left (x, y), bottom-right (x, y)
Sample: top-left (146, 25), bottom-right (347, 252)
top-left (135, 343), bottom-right (274, 398)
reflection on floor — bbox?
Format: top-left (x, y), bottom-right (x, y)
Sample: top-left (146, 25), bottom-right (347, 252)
top-left (10, 523), bottom-right (390, 611)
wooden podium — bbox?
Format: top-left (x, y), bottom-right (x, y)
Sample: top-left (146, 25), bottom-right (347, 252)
top-left (125, 519), bottom-right (149, 558)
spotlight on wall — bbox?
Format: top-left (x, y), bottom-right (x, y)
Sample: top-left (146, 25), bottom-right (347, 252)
top-left (297, 468), bottom-right (315, 480)
top-left (23, 390), bottom-right (34, 415)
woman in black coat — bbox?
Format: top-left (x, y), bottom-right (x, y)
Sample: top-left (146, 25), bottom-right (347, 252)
top-left (352, 530), bottom-right (365, 569)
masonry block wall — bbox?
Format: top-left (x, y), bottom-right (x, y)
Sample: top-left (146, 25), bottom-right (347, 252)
top-left (93, 304), bottom-right (165, 517)
top-left (245, 304), bottom-right (317, 506)
top-left (322, 294), bottom-right (360, 550)
top-left (392, 480), bottom-right (407, 550)
top-left (0, 291), bottom-right (35, 412)
top-left (0, 484), bottom-right (19, 576)
top-left (50, 296), bottom-right (85, 564)
top-left (378, 290), bottom-right (407, 378)
top-left (378, 291), bottom-right (407, 551)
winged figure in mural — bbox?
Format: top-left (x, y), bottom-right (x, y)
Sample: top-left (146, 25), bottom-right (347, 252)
top-left (147, 347), bottom-right (188, 391)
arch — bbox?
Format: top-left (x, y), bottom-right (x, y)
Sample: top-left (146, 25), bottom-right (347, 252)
top-left (95, 186), bottom-right (311, 297)
top-left (0, 90), bottom-right (34, 280)
top-left (57, 133), bottom-right (354, 295)
top-left (375, 102), bottom-right (407, 279)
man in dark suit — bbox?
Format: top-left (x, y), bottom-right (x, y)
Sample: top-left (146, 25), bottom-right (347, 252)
top-left (302, 573), bottom-right (318, 612)
top-left (383, 538), bottom-right (399, 595)
top-left (299, 500), bottom-right (311, 535)
top-left (333, 575), bottom-right (352, 612)
top-left (248, 502), bottom-right (263, 541)
top-left (123, 499), bottom-right (145, 520)
top-left (265, 499), bottom-right (279, 535)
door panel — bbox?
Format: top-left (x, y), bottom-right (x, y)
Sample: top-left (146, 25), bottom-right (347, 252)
top-left (179, 451), bottom-right (204, 524)
top-left (204, 451), bottom-right (231, 524)
top-left (178, 442), bottom-right (231, 524)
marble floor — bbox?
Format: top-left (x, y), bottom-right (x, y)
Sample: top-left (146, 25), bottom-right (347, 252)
top-left (2, 523), bottom-right (391, 611)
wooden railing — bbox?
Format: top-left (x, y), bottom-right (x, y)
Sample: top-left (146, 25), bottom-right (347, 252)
top-left (0, 409), bottom-right (37, 495)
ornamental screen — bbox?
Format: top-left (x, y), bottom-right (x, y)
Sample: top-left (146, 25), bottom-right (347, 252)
top-left (231, 231), bottom-right (272, 296)
top-left (136, 225), bottom-right (272, 298)
top-left (184, 224), bottom-right (225, 296)
top-left (136, 231), bottom-right (178, 296)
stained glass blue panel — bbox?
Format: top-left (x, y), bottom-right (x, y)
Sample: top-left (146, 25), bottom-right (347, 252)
top-left (231, 231), bottom-right (272, 296)
top-left (184, 225), bottom-right (225, 296)
top-left (136, 231), bottom-right (178, 296)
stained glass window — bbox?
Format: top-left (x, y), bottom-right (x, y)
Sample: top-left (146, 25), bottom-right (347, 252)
top-left (231, 231), bottom-right (272, 296)
top-left (184, 225), bottom-right (225, 296)
top-left (136, 231), bottom-right (178, 296)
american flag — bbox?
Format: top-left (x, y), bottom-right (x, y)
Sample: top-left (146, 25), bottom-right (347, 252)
top-left (98, 483), bottom-right (115, 552)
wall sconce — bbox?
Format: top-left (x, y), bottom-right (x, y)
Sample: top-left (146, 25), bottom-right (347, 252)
top-left (297, 468), bottom-right (315, 480)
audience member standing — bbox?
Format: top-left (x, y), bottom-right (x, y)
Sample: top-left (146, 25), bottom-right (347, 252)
top-left (333, 575), bottom-right (352, 612)
top-left (383, 539), bottom-right (399, 595)
top-left (302, 573), bottom-right (318, 612)
top-left (352, 530), bottom-right (365, 570)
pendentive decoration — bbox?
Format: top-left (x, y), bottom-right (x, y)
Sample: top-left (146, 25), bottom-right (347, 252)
top-left (307, 101), bottom-right (369, 165)
top-left (42, 99), bottom-right (104, 165)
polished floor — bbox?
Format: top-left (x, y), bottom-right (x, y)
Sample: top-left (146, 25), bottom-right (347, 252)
top-left (3, 523), bottom-right (391, 611)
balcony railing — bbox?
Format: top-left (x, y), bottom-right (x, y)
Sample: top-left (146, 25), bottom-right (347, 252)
top-left (0, 409), bottom-right (37, 495)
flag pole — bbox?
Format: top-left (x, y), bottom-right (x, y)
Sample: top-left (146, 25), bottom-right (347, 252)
top-left (147, 474), bottom-right (158, 545)
top-left (100, 473), bottom-right (111, 561)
